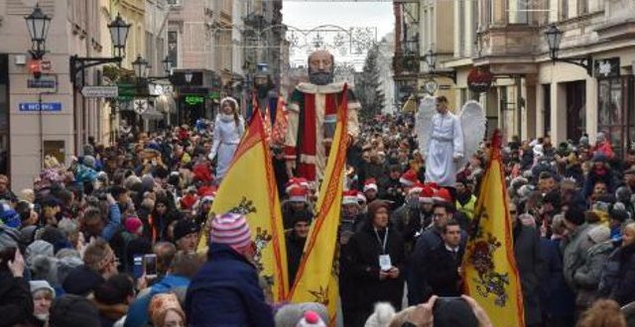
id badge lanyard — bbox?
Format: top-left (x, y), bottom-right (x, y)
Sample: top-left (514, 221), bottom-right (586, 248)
top-left (374, 228), bottom-right (389, 254)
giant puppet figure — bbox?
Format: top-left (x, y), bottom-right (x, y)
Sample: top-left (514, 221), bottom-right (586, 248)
top-left (284, 50), bottom-right (361, 184)
top-left (416, 95), bottom-right (486, 187)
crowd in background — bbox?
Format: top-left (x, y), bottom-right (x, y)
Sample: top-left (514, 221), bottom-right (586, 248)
top-left (0, 99), bottom-right (633, 327)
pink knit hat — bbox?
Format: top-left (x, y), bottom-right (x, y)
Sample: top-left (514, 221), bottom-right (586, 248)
top-left (124, 216), bottom-right (143, 234)
top-left (209, 213), bottom-right (252, 251)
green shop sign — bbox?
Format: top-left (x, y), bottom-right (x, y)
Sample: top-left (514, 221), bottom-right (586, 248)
top-left (185, 95), bottom-right (205, 106)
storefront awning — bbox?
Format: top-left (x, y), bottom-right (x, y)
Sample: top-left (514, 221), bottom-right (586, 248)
top-left (155, 95), bottom-right (176, 114)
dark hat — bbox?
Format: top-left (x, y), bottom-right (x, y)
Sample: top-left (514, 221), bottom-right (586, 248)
top-left (109, 185), bottom-right (128, 199)
top-left (367, 200), bottom-right (390, 219)
top-left (41, 196), bottom-right (61, 208)
top-left (173, 219), bottom-right (201, 242)
top-left (49, 294), bottom-right (101, 327)
top-left (291, 210), bottom-right (312, 226)
top-left (592, 152), bottom-right (608, 162)
top-left (433, 297), bottom-right (479, 327)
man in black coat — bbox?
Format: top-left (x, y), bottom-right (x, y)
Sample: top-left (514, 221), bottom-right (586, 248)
top-left (425, 220), bottom-right (465, 296)
top-left (286, 211), bottom-right (311, 287)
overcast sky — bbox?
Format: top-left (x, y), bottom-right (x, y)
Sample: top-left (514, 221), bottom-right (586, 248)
top-left (281, 1), bottom-right (395, 69)
top-left (281, 1), bottom-right (395, 40)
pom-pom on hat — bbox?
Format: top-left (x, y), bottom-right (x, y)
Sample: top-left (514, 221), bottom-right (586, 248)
top-left (342, 190), bottom-right (359, 206)
top-left (295, 310), bottom-right (327, 327)
top-left (408, 182), bottom-right (425, 195)
top-left (209, 212), bottom-right (252, 251)
top-left (399, 170), bottom-right (419, 187)
top-left (363, 178), bottom-right (378, 193)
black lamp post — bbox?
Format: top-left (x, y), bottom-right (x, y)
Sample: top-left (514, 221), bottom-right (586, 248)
top-left (544, 24), bottom-right (593, 77)
top-left (69, 13), bottom-right (131, 87)
top-left (25, 4), bottom-right (51, 60)
top-left (132, 55), bottom-right (173, 82)
top-left (421, 47), bottom-right (456, 84)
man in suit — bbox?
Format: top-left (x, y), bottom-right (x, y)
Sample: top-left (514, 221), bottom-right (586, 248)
top-left (425, 219), bottom-right (465, 296)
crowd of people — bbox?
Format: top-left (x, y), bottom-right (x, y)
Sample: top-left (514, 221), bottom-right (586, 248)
top-left (0, 90), bottom-right (634, 327)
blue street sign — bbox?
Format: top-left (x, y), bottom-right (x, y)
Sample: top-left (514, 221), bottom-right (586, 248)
top-left (18, 102), bottom-right (62, 112)
top-left (27, 79), bottom-right (56, 88)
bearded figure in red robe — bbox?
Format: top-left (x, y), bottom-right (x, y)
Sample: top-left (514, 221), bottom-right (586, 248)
top-left (283, 50), bottom-right (361, 185)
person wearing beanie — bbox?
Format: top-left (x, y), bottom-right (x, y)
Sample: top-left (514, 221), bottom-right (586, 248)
top-left (148, 293), bottom-right (186, 327)
top-left (295, 310), bottom-right (326, 327)
top-left (274, 302), bottom-right (329, 327)
top-left (363, 178), bottom-right (379, 203)
top-left (364, 302), bottom-right (395, 327)
top-left (282, 187), bottom-right (313, 230)
top-left (116, 216), bottom-right (152, 274)
top-left (172, 219), bottom-right (201, 252)
top-left (455, 177), bottom-right (477, 222)
top-left (185, 212), bottom-right (274, 326)
top-left (583, 153), bottom-right (616, 198)
top-left (49, 294), bottom-right (101, 327)
top-left (25, 280), bottom-right (55, 327)
top-left (286, 210), bottom-right (312, 287)
top-left (341, 200), bottom-right (405, 326)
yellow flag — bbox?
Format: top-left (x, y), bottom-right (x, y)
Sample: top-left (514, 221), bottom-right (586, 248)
top-left (462, 130), bottom-right (525, 327)
top-left (289, 85), bottom-right (349, 325)
top-left (196, 109), bottom-right (289, 302)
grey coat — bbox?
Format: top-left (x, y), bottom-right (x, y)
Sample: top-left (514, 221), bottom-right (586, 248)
top-left (562, 223), bottom-right (595, 292)
top-left (573, 241), bottom-right (614, 308)
top-left (513, 223), bottom-right (544, 326)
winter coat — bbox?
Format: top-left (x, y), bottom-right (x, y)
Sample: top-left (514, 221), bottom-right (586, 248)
top-left (379, 178), bottom-right (405, 210)
top-left (342, 222), bottom-right (405, 326)
top-left (538, 238), bottom-right (575, 319)
top-left (285, 232), bottom-right (306, 287)
top-left (425, 243), bottom-right (464, 297)
top-left (124, 274), bottom-right (190, 327)
top-left (573, 241), bottom-right (613, 308)
top-left (513, 223), bottom-right (543, 326)
top-left (0, 271), bottom-right (33, 326)
top-left (562, 223), bottom-right (594, 292)
top-left (599, 244), bottom-right (635, 306)
top-left (185, 243), bottom-right (274, 327)
top-left (455, 193), bottom-right (477, 221)
top-left (583, 168), bottom-right (617, 198)
top-left (390, 205), bottom-right (428, 258)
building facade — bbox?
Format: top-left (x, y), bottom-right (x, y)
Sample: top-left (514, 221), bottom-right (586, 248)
top-left (396, 0), bottom-right (635, 155)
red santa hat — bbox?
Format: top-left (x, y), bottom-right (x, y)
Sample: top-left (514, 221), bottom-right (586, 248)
top-left (179, 193), bottom-right (198, 210)
top-left (285, 177), bottom-right (310, 194)
top-left (418, 186), bottom-right (435, 204)
top-left (408, 182), bottom-right (425, 195)
top-left (399, 170), bottom-right (419, 187)
top-left (357, 191), bottom-right (367, 204)
top-left (363, 178), bottom-right (378, 193)
top-left (427, 182), bottom-right (440, 190)
top-left (342, 190), bottom-right (359, 206)
top-left (197, 185), bottom-right (217, 198)
top-left (288, 187), bottom-right (309, 203)
top-left (433, 187), bottom-right (453, 203)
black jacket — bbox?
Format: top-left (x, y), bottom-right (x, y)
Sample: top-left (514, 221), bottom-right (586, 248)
top-left (342, 223), bottom-right (405, 319)
top-left (0, 271), bottom-right (33, 326)
top-left (425, 244), bottom-right (464, 297)
top-left (285, 232), bottom-right (306, 287)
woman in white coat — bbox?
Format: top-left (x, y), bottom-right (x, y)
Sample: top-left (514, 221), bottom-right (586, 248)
top-left (208, 97), bottom-right (245, 182)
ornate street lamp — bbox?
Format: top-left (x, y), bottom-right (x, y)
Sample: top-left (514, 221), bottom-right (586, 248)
top-left (420, 46), bottom-right (456, 83)
top-left (108, 14), bottom-right (131, 59)
top-left (132, 55), bottom-right (149, 78)
top-left (544, 23), bottom-right (592, 76)
top-left (25, 4), bottom-right (51, 59)
top-left (69, 13), bottom-right (131, 86)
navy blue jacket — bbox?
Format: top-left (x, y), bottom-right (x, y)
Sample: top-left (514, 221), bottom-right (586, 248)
top-left (185, 243), bottom-right (274, 327)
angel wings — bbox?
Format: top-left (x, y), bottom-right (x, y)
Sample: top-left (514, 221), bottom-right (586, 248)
top-left (415, 96), bottom-right (486, 169)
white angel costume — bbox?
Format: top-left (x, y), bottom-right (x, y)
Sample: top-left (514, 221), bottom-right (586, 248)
top-left (208, 98), bottom-right (245, 181)
top-left (416, 97), bottom-right (486, 187)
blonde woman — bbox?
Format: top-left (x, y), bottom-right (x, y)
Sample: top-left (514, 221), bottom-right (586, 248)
top-left (208, 97), bottom-right (245, 182)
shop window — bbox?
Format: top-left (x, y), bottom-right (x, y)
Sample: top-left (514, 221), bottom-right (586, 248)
top-left (597, 77), bottom-right (634, 157)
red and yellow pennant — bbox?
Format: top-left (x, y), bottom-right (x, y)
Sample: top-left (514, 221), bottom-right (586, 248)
top-left (197, 107), bottom-right (288, 301)
top-left (462, 130), bottom-right (524, 327)
top-left (288, 84), bottom-right (349, 325)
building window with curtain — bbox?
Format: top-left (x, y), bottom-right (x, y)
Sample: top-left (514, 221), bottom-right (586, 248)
top-left (597, 77), bottom-right (633, 157)
top-left (508, 0), bottom-right (529, 24)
